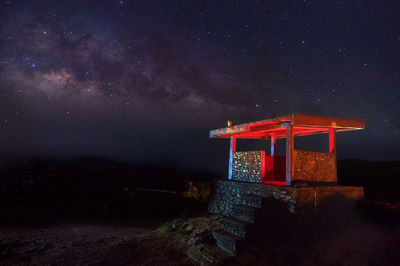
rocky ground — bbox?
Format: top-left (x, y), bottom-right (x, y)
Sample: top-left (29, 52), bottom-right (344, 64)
top-left (0, 223), bottom-right (149, 265)
top-left (0, 214), bottom-right (224, 266)
top-left (1, 212), bottom-right (400, 265)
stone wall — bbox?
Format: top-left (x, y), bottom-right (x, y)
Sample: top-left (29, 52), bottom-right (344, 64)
top-left (208, 180), bottom-right (297, 215)
top-left (293, 150), bottom-right (336, 183)
top-left (232, 151), bottom-right (264, 183)
top-left (209, 179), bottom-right (364, 216)
top-left (209, 179), bottom-right (364, 255)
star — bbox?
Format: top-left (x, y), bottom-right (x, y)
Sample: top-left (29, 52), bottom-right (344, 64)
top-left (0, 0), bottom-right (398, 164)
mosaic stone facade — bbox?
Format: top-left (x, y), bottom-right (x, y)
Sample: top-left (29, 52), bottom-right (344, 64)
top-left (293, 150), bottom-right (336, 183)
top-left (232, 151), bottom-right (263, 183)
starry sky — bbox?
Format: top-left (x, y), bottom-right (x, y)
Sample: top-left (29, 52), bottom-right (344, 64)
top-left (0, 0), bottom-right (399, 172)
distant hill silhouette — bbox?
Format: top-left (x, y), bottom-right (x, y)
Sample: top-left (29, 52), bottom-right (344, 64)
top-left (1, 157), bottom-right (399, 220)
top-left (338, 159), bottom-right (400, 185)
top-left (0, 156), bottom-right (218, 195)
top-left (0, 156), bottom-right (216, 224)
top-left (338, 159), bottom-right (400, 202)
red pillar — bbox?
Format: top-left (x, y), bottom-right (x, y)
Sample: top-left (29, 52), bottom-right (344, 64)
top-left (329, 128), bottom-right (336, 154)
top-left (286, 125), bottom-right (294, 186)
top-left (329, 128), bottom-right (337, 182)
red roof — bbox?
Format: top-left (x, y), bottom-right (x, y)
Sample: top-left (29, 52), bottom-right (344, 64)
top-left (209, 113), bottom-right (365, 139)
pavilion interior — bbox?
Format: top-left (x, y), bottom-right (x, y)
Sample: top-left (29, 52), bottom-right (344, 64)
top-left (235, 131), bottom-right (332, 185)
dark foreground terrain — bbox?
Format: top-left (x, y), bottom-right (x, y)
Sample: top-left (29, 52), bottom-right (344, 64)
top-left (1, 206), bottom-right (400, 266)
top-left (0, 158), bottom-right (400, 265)
top-left (0, 214), bottom-right (222, 265)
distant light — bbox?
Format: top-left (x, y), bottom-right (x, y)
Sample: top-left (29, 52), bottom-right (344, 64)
top-left (227, 120), bottom-right (232, 127)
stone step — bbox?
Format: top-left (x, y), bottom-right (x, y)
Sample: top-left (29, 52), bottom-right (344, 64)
top-left (248, 187), bottom-right (273, 198)
top-left (199, 246), bottom-right (232, 264)
top-left (242, 194), bottom-right (262, 208)
top-left (212, 229), bottom-right (241, 255)
top-left (222, 217), bottom-right (248, 238)
top-left (231, 177), bottom-right (262, 184)
top-left (232, 205), bottom-right (255, 223)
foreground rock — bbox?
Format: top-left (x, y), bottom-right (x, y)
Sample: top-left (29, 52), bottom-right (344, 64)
top-left (0, 214), bottom-right (225, 265)
top-left (1, 210), bottom-right (399, 265)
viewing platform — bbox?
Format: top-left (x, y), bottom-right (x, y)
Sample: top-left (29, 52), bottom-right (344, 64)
top-left (208, 114), bottom-right (365, 254)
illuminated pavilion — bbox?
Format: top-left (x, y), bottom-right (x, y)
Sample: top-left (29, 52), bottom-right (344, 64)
top-left (208, 113), bottom-right (365, 254)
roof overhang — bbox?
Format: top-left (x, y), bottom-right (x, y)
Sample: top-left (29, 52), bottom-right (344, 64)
top-left (209, 114), bottom-right (365, 139)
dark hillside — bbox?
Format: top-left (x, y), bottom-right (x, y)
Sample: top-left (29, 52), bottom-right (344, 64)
top-left (0, 157), bottom-right (216, 225)
top-left (338, 159), bottom-right (400, 202)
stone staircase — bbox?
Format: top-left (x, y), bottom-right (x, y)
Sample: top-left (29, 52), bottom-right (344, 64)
top-left (209, 178), bottom-right (364, 256)
top-left (209, 179), bottom-right (298, 255)
top-left (212, 193), bottom-right (265, 255)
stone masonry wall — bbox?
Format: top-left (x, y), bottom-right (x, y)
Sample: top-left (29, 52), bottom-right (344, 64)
top-left (232, 151), bottom-right (263, 183)
top-left (210, 179), bottom-right (364, 255)
top-left (209, 179), bottom-right (364, 216)
top-left (293, 150), bottom-right (336, 183)
top-left (209, 180), bottom-right (297, 215)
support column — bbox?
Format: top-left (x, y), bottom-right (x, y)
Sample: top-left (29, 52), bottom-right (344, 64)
top-left (228, 136), bottom-right (236, 180)
top-left (285, 125), bottom-right (294, 186)
top-left (329, 128), bottom-right (336, 154)
top-left (270, 136), bottom-right (276, 156)
top-left (329, 128), bottom-right (337, 181)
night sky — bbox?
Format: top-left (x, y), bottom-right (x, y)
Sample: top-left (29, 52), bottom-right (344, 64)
top-left (0, 0), bottom-right (399, 172)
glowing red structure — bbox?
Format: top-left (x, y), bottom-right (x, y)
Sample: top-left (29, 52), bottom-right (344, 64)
top-left (208, 114), bottom-right (365, 255)
top-left (210, 113), bottom-right (365, 186)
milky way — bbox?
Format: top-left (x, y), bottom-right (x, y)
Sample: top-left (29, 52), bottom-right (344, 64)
top-left (1, 0), bottom-right (400, 171)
